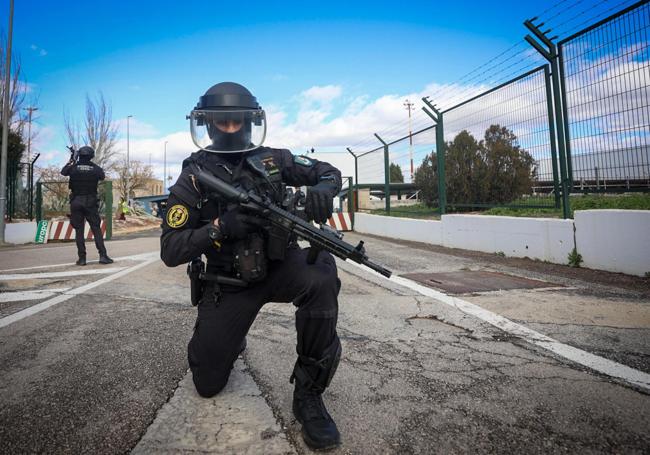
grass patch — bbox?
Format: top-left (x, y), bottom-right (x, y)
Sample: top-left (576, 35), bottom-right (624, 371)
top-left (482, 193), bottom-right (650, 218)
top-left (367, 194), bottom-right (650, 219)
top-left (369, 204), bottom-right (440, 219)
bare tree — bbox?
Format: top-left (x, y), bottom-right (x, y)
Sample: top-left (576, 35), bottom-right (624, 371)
top-left (114, 158), bottom-right (154, 202)
top-left (0, 35), bottom-right (26, 131)
top-left (64, 92), bottom-right (119, 169)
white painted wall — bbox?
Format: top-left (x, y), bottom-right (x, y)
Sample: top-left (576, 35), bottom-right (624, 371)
top-left (354, 213), bottom-right (443, 245)
top-left (575, 210), bottom-right (650, 277)
top-left (5, 222), bottom-right (37, 244)
top-left (442, 215), bottom-right (574, 264)
top-left (356, 213), bottom-right (573, 264)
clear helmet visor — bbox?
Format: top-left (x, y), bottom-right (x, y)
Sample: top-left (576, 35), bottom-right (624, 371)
top-left (189, 109), bottom-right (266, 153)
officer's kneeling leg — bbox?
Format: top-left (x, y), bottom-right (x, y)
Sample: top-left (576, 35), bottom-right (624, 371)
top-left (187, 288), bottom-right (253, 398)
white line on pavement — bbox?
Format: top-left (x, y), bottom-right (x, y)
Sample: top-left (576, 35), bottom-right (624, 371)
top-left (0, 257), bottom-right (158, 329)
top-left (0, 267), bottom-right (126, 281)
top-left (0, 251), bottom-right (159, 273)
top-left (0, 288), bottom-right (71, 303)
top-left (345, 260), bottom-right (650, 391)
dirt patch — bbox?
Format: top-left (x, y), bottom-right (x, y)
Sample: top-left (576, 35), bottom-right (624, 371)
top-left (360, 233), bottom-right (650, 297)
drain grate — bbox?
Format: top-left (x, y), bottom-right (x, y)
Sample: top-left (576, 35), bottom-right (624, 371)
top-left (400, 271), bottom-right (557, 294)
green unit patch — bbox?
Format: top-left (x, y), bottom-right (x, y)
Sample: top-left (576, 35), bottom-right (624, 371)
top-left (294, 155), bottom-right (313, 167)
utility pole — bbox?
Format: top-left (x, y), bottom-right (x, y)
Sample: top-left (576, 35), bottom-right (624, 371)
top-left (0, 0), bottom-right (15, 244)
top-left (404, 99), bottom-right (415, 182)
top-left (24, 107), bottom-right (38, 162)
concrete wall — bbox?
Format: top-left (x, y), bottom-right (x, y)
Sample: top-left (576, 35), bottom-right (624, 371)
top-left (442, 215), bottom-right (574, 264)
top-left (355, 211), bottom-right (649, 276)
top-left (575, 210), bottom-right (650, 276)
top-left (354, 213), bottom-right (443, 245)
top-left (5, 222), bottom-right (37, 244)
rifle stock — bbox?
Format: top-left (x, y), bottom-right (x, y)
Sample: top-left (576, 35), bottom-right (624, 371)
top-left (195, 168), bottom-right (392, 278)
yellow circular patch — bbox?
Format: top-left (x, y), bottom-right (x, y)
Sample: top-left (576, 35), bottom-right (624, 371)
top-left (167, 204), bottom-right (189, 228)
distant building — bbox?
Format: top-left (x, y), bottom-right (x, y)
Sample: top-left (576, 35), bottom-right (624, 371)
top-left (109, 177), bottom-right (164, 206)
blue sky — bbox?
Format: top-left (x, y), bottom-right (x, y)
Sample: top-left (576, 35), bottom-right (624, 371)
top-left (1, 0), bottom-right (618, 182)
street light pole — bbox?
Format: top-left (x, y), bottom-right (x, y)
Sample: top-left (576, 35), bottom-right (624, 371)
top-left (24, 107), bottom-right (38, 162)
top-left (0, 0), bottom-right (16, 244)
top-left (164, 141), bottom-right (168, 194)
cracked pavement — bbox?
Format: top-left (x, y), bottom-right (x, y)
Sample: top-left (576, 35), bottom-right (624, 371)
top-left (0, 230), bottom-right (649, 453)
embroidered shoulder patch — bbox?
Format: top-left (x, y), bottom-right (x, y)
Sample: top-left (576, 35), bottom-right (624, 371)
top-left (294, 155), bottom-right (313, 167)
top-left (166, 204), bottom-right (189, 228)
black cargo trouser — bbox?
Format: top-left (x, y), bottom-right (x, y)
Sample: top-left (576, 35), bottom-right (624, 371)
top-left (70, 194), bottom-right (107, 258)
top-left (188, 247), bottom-right (340, 398)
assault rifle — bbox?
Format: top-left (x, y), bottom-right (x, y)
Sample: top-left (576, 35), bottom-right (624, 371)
top-left (194, 166), bottom-right (392, 278)
top-left (66, 145), bottom-right (78, 163)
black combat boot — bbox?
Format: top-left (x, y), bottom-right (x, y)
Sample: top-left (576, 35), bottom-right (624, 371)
top-left (293, 384), bottom-right (340, 450)
top-left (99, 254), bottom-right (114, 264)
top-left (290, 337), bottom-right (342, 450)
top-left (76, 255), bottom-right (86, 266)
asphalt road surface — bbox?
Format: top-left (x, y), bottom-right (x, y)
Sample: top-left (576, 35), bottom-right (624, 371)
top-left (0, 229), bottom-right (648, 454)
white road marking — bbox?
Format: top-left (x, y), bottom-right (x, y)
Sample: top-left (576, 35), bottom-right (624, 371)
top-left (0, 288), bottom-right (71, 303)
top-left (0, 251), bottom-right (159, 273)
top-left (0, 257), bottom-right (158, 329)
top-left (0, 267), bottom-right (126, 281)
top-left (345, 260), bottom-right (650, 391)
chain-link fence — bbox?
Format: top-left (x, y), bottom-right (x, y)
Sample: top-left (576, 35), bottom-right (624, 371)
top-left (559, 0), bottom-right (650, 192)
top-left (347, 0), bottom-right (649, 219)
top-left (6, 155), bottom-right (39, 221)
top-left (442, 65), bottom-right (558, 209)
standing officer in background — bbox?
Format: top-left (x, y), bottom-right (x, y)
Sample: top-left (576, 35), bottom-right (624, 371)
top-left (61, 146), bottom-right (113, 266)
top-left (160, 82), bottom-right (343, 450)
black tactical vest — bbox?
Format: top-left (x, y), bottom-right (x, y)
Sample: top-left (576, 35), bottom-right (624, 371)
top-left (69, 163), bottom-right (100, 196)
top-left (177, 149), bottom-right (285, 275)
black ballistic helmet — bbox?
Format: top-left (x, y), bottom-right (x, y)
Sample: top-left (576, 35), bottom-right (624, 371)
top-left (189, 82), bottom-right (267, 153)
top-left (77, 146), bottom-right (95, 160)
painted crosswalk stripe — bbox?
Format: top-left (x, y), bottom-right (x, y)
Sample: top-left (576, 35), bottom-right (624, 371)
top-left (0, 288), bottom-right (71, 303)
top-left (0, 257), bottom-right (158, 329)
top-left (0, 267), bottom-right (126, 281)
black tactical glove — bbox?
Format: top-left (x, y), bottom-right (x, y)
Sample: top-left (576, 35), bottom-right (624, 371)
top-left (217, 208), bottom-right (268, 240)
top-left (305, 180), bottom-right (338, 224)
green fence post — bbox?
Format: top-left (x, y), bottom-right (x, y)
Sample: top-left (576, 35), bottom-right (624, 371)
top-left (374, 133), bottom-right (390, 215)
top-left (346, 147), bottom-right (358, 215)
top-left (104, 180), bottom-right (113, 240)
top-left (543, 65), bottom-right (562, 209)
top-left (35, 181), bottom-right (43, 222)
top-left (524, 19), bottom-right (571, 219)
top-left (421, 98), bottom-right (446, 215)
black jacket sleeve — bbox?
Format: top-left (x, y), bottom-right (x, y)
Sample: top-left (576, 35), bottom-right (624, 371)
top-left (276, 149), bottom-right (342, 192)
top-left (61, 161), bottom-right (75, 176)
top-left (160, 170), bottom-right (214, 267)
top-left (160, 195), bottom-right (215, 267)
top-left (95, 165), bottom-right (106, 180)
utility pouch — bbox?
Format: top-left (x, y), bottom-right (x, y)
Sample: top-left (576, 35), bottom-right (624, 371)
top-left (234, 234), bottom-right (267, 283)
top-left (267, 225), bottom-right (289, 261)
top-left (187, 257), bottom-right (205, 306)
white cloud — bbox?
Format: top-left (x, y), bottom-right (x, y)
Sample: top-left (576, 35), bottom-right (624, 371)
top-left (30, 44), bottom-right (47, 57)
top-left (114, 117), bottom-right (158, 138)
top-left (300, 85), bottom-right (343, 105)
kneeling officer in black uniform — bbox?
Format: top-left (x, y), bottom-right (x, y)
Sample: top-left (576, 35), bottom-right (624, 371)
top-left (160, 82), bottom-right (343, 450)
top-left (61, 146), bottom-right (113, 266)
